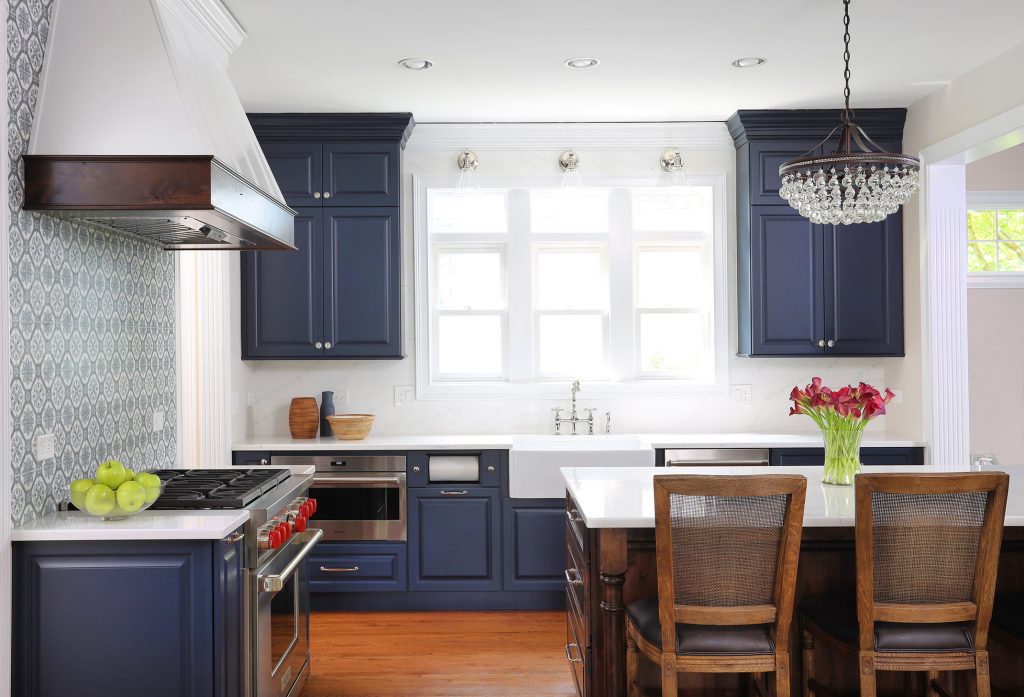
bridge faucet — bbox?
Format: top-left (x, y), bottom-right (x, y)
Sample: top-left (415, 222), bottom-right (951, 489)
top-left (554, 379), bottom-right (595, 435)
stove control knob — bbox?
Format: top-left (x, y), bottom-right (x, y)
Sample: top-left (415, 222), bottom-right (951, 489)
top-left (277, 522), bottom-right (290, 539)
top-left (294, 516), bottom-right (307, 533)
top-left (309, 498), bottom-right (318, 515)
top-left (258, 527), bottom-right (273, 551)
top-left (302, 501), bottom-right (314, 518)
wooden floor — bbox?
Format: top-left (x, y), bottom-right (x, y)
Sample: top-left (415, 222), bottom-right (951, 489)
top-left (300, 610), bottom-right (577, 697)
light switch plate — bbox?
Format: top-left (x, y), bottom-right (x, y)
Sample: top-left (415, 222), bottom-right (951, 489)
top-left (34, 433), bottom-right (55, 461)
top-left (730, 384), bottom-right (752, 404)
top-left (335, 389), bottom-right (350, 406)
top-left (394, 385), bottom-right (414, 407)
top-left (152, 410), bottom-right (165, 432)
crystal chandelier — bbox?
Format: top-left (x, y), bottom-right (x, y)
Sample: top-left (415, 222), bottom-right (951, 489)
top-left (779, 0), bottom-right (919, 226)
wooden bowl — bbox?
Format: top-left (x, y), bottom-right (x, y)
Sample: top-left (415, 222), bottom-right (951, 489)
top-left (326, 414), bottom-right (376, 440)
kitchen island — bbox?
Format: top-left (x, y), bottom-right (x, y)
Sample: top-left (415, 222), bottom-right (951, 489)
top-left (561, 465), bottom-right (1024, 697)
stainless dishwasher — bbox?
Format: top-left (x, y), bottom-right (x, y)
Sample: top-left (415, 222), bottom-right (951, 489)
top-left (663, 448), bottom-right (770, 466)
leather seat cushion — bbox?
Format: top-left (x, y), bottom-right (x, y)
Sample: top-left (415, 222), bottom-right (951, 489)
top-left (625, 597), bottom-right (774, 656)
top-left (993, 594), bottom-right (1024, 639)
top-left (801, 594), bottom-right (974, 654)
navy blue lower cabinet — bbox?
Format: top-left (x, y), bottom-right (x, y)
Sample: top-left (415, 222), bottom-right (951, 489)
top-left (769, 446), bottom-right (924, 466)
top-left (309, 542), bottom-right (407, 593)
top-left (502, 499), bottom-right (567, 591)
top-left (14, 537), bottom-right (243, 697)
top-left (409, 487), bottom-right (501, 591)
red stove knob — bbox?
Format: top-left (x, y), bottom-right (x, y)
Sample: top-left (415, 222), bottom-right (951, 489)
top-left (302, 501), bottom-right (314, 518)
top-left (294, 516), bottom-right (307, 533)
top-left (308, 498), bottom-right (318, 515)
top-left (269, 530), bottom-right (282, 549)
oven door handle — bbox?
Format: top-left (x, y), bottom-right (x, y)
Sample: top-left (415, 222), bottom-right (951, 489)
top-left (258, 528), bottom-right (324, 593)
top-left (312, 476), bottom-right (402, 485)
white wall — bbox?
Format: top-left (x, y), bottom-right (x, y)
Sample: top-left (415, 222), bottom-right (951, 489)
top-left (886, 41), bottom-right (1024, 441)
top-left (967, 288), bottom-right (1024, 464)
top-left (231, 131), bottom-right (892, 438)
top-left (966, 143), bottom-right (1024, 191)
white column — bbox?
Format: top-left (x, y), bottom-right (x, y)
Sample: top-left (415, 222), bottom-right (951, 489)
top-left (178, 250), bottom-right (233, 468)
top-left (924, 164), bottom-right (970, 468)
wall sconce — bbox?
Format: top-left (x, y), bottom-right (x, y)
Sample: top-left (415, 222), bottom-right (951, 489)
top-left (559, 150), bottom-right (583, 189)
top-left (456, 150), bottom-right (480, 192)
top-left (660, 148), bottom-right (687, 186)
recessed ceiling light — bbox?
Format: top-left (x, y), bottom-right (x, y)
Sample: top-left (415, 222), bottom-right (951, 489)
top-left (565, 57), bottom-right (601, 69)
top-left (731, 57), bottom-right (766, 68)
top-left (398, 58), bottom-right (433, 71)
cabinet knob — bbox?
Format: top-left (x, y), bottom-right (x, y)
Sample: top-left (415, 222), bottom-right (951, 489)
top-left (314, 341), bottom-right (323, 349)
top-left (313, 191), bottom-right (321, 199)
top-left (827, 339), bottom-right (836, 348)
top-left (260, 458), bottom-right (268, 466)
top-left (323, 192), bottom-right (331, 199)
top-left (817, 340), bottom-right (825, 348)
top-left (487, 465), bottom-right (495, 472)
top-left (324, 341), bottom-right (333, 349)
top-left (412, 466), bottom-right (421, 473)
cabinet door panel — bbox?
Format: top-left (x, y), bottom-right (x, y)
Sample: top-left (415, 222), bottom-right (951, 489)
top-left (826, 211), bottom-right (904, 356)
top-left (214, 532), bottom-right (245, 697)
top-left (324, 142), bottom-right (400, 206)
top-left (748, 139), bottom-right (824, 205)
top-left (259, 140), bottom-right (323, 207)
top-left (14, 542), bottom-right (214, 697)
top-left (242, 208), bottom-right (324, 358)
top-left (409, 488), bottom-right (500, 591)
top-left (503, 500), bottom-right (566, 591)
top-left (749, 206), bottom-right (825, 355)
top-left (323, 208), bottom-right (402, 357)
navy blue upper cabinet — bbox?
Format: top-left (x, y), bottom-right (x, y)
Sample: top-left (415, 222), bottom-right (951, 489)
top-left (243, 114), bottom-right (414, 360)
top-left (324, 142), bottom-right (401, 206)
top-left (241, 208), bottom-right (324, 358)
top-left (14, 536), bottom-right (245, 697)
top-left (409, 488), bottom-right (501, 591)
top-left (323, 208), bottom-right (402, 357)
top-left (260, 140), bottom-right (323, 207)
top-left (730, 109), bottom-right (907, 357)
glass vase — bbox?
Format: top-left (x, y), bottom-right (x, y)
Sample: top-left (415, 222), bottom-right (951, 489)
top-left (821, 426), bottom-right (863, 486)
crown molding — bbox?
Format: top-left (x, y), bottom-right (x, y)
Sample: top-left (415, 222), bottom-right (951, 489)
top-left (248, 113), bottom-right (416, 147)
top-left (727, 109), bottom-right (908, 147)
top-left (405, 121), bottom-right (733, 152)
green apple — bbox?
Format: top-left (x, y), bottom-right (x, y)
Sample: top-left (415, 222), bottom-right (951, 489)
top-left (123, 469), bottom-right (135, 481)
top-left (84, 484), bottom-right (116, 516)
top-left (69, 478), bottom-right (94, 511)
top-left (115, 481), bottom-right (146, 513)
top-left (135, 472), bottom-right (161, 489)
top-left (143, 485), bottom-right (161, 504)
top-left (95, 460), bottom-right (128, 490)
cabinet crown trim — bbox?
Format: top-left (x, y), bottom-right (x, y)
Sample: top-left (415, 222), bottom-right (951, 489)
top-left (248, 113), bottom-right (416, 147)
top-left (727, 109), bottom-right (908, 147)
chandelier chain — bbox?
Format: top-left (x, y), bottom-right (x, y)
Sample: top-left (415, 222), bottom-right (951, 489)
top-left (842, 0), bottom-right (852, 121)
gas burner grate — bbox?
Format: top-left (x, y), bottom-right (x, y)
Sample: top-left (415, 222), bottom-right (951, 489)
top-left (147, 468), bottom-right (292, 510)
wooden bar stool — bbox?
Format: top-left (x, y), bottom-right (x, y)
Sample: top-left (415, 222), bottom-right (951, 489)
top-left (801, 472), bottom-right (1009, 697)
top-left (626, 474), bottom-right (807, 697)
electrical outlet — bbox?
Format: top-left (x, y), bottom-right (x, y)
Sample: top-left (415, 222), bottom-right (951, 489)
top-left (394, 385), bottom-right (414, 407)
top-left (730, 384), bottom-right (752, 404)
top-left (152, 410), bottom-right (165, 432)
top-left (34, 433), bottom-right (55, 461)
top-left (335, 389), bottom-right (350, 406)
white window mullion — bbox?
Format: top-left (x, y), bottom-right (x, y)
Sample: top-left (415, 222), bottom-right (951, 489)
top-left (506, 189), bottom-right (533, 383)
top-left (608, 188), bottom-right (634, 382)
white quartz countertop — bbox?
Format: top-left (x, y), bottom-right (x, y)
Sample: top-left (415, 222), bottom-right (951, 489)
top-left (11, 510), bottom-right (250, 542)
top-left (561, 464), bottom-right (1024, 529)
top-left (233, 432), bottom-right (925, 452)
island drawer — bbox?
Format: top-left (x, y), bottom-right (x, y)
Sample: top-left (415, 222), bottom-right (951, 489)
top-left (566, 591), bottom-right (588, 697)
top-left (308, 542), bottom-right (407, 593)
top-left (565, 525), bottom-right (590, 640)
top-left (565, 494), bottom-right (589, 562)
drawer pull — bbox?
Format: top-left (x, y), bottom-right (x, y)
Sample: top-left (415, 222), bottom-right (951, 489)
top-left (564, 568), bottom-right (584, 586)
top-left (440, 490), bottom-right (469, 496)
top-left (565, 642), bottom-right (583, 664)
top-left (566, 508), bottom-right (584, 523)
top-left (320, 566), bottom-right (360, 573)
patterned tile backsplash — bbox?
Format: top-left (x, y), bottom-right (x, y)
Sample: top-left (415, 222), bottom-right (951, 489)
top-left (8, 0), bottom-right (178, 524)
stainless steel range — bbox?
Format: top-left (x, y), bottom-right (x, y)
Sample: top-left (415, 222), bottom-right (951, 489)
top-left (148, 468), bottom-right (321, 697)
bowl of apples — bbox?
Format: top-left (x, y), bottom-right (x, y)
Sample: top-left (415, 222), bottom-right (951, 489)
top-left (69, 460), bottom-right (164, 521)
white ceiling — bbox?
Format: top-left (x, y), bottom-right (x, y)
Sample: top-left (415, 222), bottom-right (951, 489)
top-left (224, 0), bottom-right (1024, 122)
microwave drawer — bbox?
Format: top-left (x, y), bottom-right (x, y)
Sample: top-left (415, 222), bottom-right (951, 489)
top-left (308, 543), bottom-right (407, 593)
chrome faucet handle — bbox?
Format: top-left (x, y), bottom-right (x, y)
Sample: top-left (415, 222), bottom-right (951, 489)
top-left (583, 408), bottom-right (595, 420)
top-left (583, 408), bottom-right (596, 435)
top-left (551, 407), bottom-right (563, 435)
top-left (605, 411), bottom-right (612, 434)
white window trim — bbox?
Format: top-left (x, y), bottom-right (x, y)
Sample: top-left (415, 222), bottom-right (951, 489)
top-left (413, 172), bottom-right (729, 399)
top-left (966, 190), bottom-right (1024, 288)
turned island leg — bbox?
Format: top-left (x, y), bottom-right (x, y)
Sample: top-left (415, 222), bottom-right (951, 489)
top-left (598, 529), bottom-right (628, 697)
